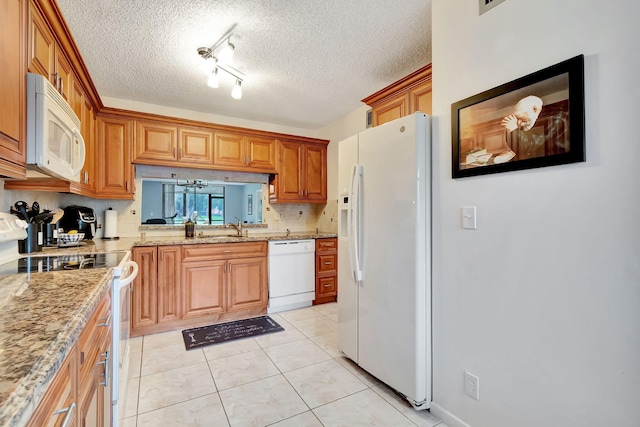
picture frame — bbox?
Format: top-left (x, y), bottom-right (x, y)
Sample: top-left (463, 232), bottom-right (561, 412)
top-left (451, 54), bottom-right (585, 178)
top-left (247, 194), bottom-right (253, 215)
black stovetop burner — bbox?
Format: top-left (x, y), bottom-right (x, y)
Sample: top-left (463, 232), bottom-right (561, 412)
top-left (7, 252), bottom-right (127, 274)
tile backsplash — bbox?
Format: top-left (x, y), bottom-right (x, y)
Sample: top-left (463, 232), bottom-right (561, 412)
top-left (2, 181), bottom-right (338, 238)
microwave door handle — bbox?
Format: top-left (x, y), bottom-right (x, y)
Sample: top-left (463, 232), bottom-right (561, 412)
top-left (72, 128), bottom-right (86, 176)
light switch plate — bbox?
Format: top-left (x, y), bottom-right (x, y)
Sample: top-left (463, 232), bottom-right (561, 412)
top-left (462, 206), bottom-right (477, 229)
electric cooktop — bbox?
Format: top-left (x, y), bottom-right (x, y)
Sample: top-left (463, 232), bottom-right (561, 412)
top-left (0, 252), bottom-right (127, 275)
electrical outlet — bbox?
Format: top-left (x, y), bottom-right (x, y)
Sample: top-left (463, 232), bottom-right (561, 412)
top-left (464, 371), bottom-right (480, 400)
top-left (130, 210), bottom-right (136, 215)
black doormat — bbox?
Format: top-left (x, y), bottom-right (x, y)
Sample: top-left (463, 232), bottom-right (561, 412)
top-left (182, 316), bottom-right (284, 350)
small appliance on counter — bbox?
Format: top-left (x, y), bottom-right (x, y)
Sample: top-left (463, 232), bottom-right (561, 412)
top-left (59, 205), bottom-right (96, 240)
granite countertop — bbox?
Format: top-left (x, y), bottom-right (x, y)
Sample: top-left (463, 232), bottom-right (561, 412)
top-left (0, 269), bottom-right (112, 427)
top-left (132, 231), bottom-right (337, 246)
top-left (0, 230), bottom-right (336, 425)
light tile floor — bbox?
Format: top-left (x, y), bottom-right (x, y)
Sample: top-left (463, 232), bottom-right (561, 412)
top-left (120, 303), bottom-right (445, 427)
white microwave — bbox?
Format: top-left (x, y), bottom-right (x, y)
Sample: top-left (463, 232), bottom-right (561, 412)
top-left (26, 72), bottom-right (86, 182)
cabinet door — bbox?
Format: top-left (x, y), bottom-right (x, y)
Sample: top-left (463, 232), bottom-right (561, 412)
top-left (227, 257), bottom-right (268, 312)
top-left (303, 144), bottom-right (327, 202)
top-left (158, 246), bottom-right (181, 324)
top-left (132, 247), bottom-right (157, 329)
top-left (213, 132), bottom-right (246, 168)
top-left (178, 126), bottom-right (214, 164)
top-left (372, 95), bottom-right (408, 127)
top-left (96, 115), bottom-right (134, 199)
top-left (409, 79), bottom-right (432, 116)
top-left (27, 1), bottom-right (54, 80)
top-left (79, 97), bottom-right (95, 192)
top-left (182, 260), bottom-right (226, 318)
top-left (54, 47), bottom-right (73, 102)
top-left (274, 140), bottom-right (304, 201)
top-left (134, 120), bottom-right (178, 163)
top-left (246, 136), bottom-right (276, 172)
top-left (27, 346), bottom-right (78, 427)
top-left (0, 0), bottom-right (27, 177)
top-left (79, 362), bottom-right (100, 427)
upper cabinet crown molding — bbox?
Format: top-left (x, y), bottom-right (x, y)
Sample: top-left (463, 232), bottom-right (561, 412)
top-left (362, 63), bottom-right (432, 127)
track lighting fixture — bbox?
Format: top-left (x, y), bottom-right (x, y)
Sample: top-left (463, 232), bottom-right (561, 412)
top-left (197, 26), bottom-right (245, 99)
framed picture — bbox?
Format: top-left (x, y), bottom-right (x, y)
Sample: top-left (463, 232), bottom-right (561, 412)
top-left (247, 194), bottom-right (253, 215)
top-left (451, 54), bottom-right (585, 178)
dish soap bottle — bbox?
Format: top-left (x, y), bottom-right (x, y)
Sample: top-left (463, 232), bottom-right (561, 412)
top-left (184, 216), bottom-right (195, 238)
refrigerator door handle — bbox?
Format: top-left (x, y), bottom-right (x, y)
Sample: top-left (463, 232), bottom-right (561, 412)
top-left (351, 164), bottom-right (364, 281)
top-left (347, 165), bottom-right (357, 281)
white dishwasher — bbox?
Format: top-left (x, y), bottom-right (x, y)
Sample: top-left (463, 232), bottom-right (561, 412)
top-left (268, 239), bottom-right (316, 313)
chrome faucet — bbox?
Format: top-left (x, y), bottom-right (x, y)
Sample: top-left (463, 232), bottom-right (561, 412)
top-left (226, 216), bottom-right (243, 236)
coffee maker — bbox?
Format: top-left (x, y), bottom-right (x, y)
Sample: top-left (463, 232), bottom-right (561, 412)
top-left (59, 205), bottom-right (97, 239)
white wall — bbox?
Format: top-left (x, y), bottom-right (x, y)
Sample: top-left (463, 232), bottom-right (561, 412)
top-left (431, 1), bottom-right (640, 426)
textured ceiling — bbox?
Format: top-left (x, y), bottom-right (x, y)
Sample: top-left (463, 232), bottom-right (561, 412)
top-left (56, 0), bottom-right (432, 130)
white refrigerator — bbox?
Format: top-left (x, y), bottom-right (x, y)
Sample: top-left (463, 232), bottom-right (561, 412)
top-left (337, 112), bottom-right (431, 409)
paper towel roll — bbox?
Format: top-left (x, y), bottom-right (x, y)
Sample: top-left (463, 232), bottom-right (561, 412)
top-left (103, 208), bottom-right (119, 239)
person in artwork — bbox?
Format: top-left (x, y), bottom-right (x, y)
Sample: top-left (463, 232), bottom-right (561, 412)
top-left (500, 95), bottom-right (569, 161)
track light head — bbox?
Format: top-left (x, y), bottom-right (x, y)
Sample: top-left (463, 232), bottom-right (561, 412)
top-left (218, 39), bottom-right (235, 64)
top-left (231, 80), bottom-right (242, 99)
top-left (207, 67), bottom-right (220, 88)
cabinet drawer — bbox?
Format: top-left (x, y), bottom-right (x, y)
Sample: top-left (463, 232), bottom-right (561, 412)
top-left (78, 290), bottom-right (111, 382)
top-left (316, 238), bottom-right (337, 253)
top-left (316, 276), bottom-right (337, 297)
top-left (182, 242), bottom-right (267, 261)
top-left (316, 254), bottom-right (336, 273)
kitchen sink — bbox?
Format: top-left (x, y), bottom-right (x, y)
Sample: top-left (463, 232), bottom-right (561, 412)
top-left (197, 234), bottom-right (242, 239)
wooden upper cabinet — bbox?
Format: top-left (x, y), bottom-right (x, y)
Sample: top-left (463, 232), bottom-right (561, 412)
top-left (0, 0), bottom-right (27, 179)
top-left (246, 135), bottom-right (276, 171)
top-left (271, 140), bottom-right (303, 201)
top-left (372, 96), bottom-right (408, 128)
top-left (303, 143), bottom-right (327, 202)
top-left (213, 131), bottom-right (245, 168)
top-left (54, 47), bottom-right (72, 102)
top-left (27, 1), bottom-right (72, 100)
top-left (133, 120), bottom-right (178, 163)
top-left (362, 63), bottom-right (432, 127)
top-left (27, 1), bottom-right (54, 79)
top-left (179, 126), bottom-right (214, 164)
top-left (269, 140), bottom-right (327, 204)
top-left (213, 132), bottom-right (277, 173)
top-left (96, 114), bottom-right (135, 199)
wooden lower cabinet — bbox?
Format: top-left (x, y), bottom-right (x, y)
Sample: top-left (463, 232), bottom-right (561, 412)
top-left (132, 242), bottom-right (268, 337)
top-left (227, 257), bottom-right (268, 312)
top-left (182, 259), bottom-right (226, 318)
top-left (132, 246), bottom-right (158, 330)
top-left (157, 246), bottom-right (182, 323)
top-left (28, 290), bottom-right (112, 427)
top-left (27, 345), bottom-right (78, 427)
top-left (313, 238), bottom-right (338, 305)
